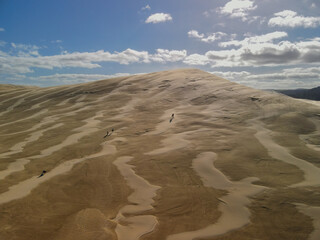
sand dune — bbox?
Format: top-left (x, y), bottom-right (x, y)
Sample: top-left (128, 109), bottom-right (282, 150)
top-left (113, 156), bottom-right (160, 240)
top-left (0, 69), bottom-right (319, 240)
top-left (0, 109), bottom-right (48, 128)
top-left (296, 203), bottom-right (320, 240)
top-left (252, 120), bottom-right (320, 187)
top-left (0, 141), bottom-right (116, 204)
top-left (167, 152), bottom-right (266, 240)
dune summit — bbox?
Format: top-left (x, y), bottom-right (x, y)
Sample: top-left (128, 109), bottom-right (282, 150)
top-left (0, 69), bottom-right (319, 240)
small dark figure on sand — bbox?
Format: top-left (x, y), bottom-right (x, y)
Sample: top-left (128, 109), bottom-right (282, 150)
top-left (169, 113), bottom-right (175, 123)
top-left (38, 170), bottom-right (47, 178)
top-left (104, 131), bottom-right (109, 138)
top-left (104, 129), bottom-right (115, 138)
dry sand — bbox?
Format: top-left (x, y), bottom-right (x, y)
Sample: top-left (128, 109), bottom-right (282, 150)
top-left (252, 120), bottom-right (320, 187)
top-left (0, 69), bottom-right (319, 240)
top-left (113, 156), bottom-right (160, 240)
top-left (0, 141), bottom-right (116, 204)
top-left (296, 203), bottom-right (320, 240)
top-left (167, 152), bottom-right (266, 240)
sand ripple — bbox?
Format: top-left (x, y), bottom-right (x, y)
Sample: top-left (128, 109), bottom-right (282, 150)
top-left (167, 152), bottom-right (265, 240)
top-left (0, 143), bottom-right (116, 205)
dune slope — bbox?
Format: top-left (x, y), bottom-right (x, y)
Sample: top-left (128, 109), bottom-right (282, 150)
top-left (0, 69), bottom-right (319, 240)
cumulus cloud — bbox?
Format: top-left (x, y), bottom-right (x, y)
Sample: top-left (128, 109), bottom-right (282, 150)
top-left (0, 48), bottom-right (149, 76)
top-left (11, 43), bottom-right (40, 51)
top-left (29, 73), bottom-right (132, 84)
top-left (188, 30), bottom-right (204, 39)
top-left (145, 13), bottom-right (172, 23)
top-left (0, 48), bottom-right (188, 77)
top-left (0, 28), bottom-right (5, 32)
top-left (10, 43), bottom-right (41, 57)
top-left (151, 49), bottom-right (187, 62)
top-left (211, 67), bottom-right (320, 89)
top-left (188, 30), bottom-right (227, 43)
top-left (219, 31), bottom-right (288, 47)
top-left (181, 34), bottom-right (320, 68)
top-left (210, 71), bottom-right (250, 80)
top-left (183, 54), bottom-right (211, 65)
top-left (218, 0), bottom-right (257, 21)
top-left (268, 10), bottom-right (320, 28)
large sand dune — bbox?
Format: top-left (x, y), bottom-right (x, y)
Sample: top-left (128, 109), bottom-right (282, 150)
top-left (0, 69), bottom-right (319, 240)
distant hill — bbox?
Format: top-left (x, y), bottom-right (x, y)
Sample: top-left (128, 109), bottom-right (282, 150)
top-left (276, 86), bottom-right (320, 101)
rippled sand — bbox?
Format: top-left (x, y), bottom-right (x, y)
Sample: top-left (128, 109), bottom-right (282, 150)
top-left (0, 69), bottom-right (319, 240)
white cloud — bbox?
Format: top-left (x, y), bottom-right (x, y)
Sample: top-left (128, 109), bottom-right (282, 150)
top-left (29, 73), bottom-right (132, 84)
top-left (145, 13), bottom-right (172, 24)
top-left (183, 54), bottom-right (211, 65)
top-left (219, 0), bottom-right (257, 21)
top-left (211, 67), bottom-right (320, 89)
top-left (141, 5), bottom-right (151, 11)
top-left (188, 30), bottom-right (204, 39)
top-left (188, 30), bottom-right (227, 43)
top-left (151, 49), bottom-right (187, 63)
top-left (219, 31), bottom-right (288, 47)
top-left (0, 40), bottom-right (6, 47)
top-left (268, 10), bottom-right (320, 28)
top-left (210, 71), bottom-right (250, 80)
top-left (11, 42), bottom-right (40, 51)
top-left (0, 28), bottom-right (4, 32)
top-left (182, 35), bottom-right (320, 68)
top-left (0, 49), bottom-right (144, 76)
top-left (0, 48), bottom-right (188, 77)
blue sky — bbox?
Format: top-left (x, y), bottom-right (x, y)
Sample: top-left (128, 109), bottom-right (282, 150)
top-left (0, 0), bottom-right (319, 89)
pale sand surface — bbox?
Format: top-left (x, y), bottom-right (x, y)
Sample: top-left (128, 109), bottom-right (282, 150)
top-left (252, 120), bottom-right (320, 187)
top-left (34, 111), bottom-right (103, 158)
top-left (0, 97), bottom-right (25, 117)
top-left (0, 111), bottom-right (102, 180)
top-left (300, 118), bottom-right (320, 152)
top-left (167, 152), bottom-right (266, 240)
top-left (0, 90), bottom-right (35, 105)
top-left (0, 142), bottom-right (116, 204)
top-left (296, 98), bottom-right (320, 107)
top-left (29, 99), bottom-right (51, 110)
top-left (113, 156), bottom-right (160, 240)
top-left (0, 102), bottom-right (85, 136)
top-left (0, 159), bottom-right (30, 180)
top-left (0, 123), bottom-right (63, 159)
top-left (0, 69), bottom-right (319, 240)
top-left (146, 131), bottom-right (191, 155)
top-left (0, 109), bottom-right (48, 128)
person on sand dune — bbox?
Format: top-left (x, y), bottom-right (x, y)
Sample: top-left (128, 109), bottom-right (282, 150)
top-left (170, 113), bottom-right (174, 123)
top-left (104, 129), bottom-right (114, 138)
top-left (104, 131), bottom-right (109, 138)
top-left (38, 170), bottom-right (47, 178)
